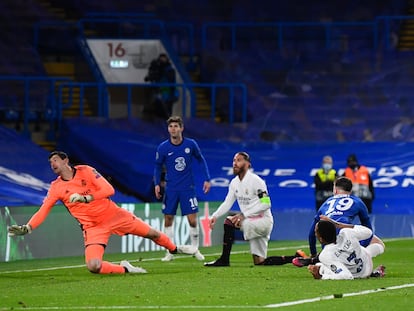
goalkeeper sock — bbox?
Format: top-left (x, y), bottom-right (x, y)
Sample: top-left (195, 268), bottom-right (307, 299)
top-left (220, 222), bottom-right (235, 263)
top-left (153, 232), bottom-right (176, 252)
top-left (99, 261), bottom-right (125, 274)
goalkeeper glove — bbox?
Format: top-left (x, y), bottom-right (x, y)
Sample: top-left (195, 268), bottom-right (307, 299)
top-left (69, 193), bottom-right (93, 203)
top-left (8, 224), bottom-right (32, 236)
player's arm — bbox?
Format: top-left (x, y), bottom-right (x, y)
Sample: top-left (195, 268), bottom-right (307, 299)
top-left (319, 215), bottom-right (373, 240)
top-left (153, 147), bottom-right (166, 199)
top-left (310, 263), bottom-right (354, 280)
top-left (308, 219), bottom-right (318, 257)
top-left (67, 166), bottom-right (115, 204)
top-left (358, 203), bottom-right (372, 229)
top-left (83, 166), bottom-right (115, 202)
top-left (210, 186), bottom-right (237, 228)
top-left (8, 189), bottom-right (58, 236)
top-left (192, 140), bottom-right (211, 189)
top-left (319, 215), bottom-right (354, 229)
top-left (242, 181), bottom-right (271, 217)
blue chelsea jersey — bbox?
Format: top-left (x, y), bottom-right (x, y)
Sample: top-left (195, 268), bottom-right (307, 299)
top-left (154, 137), bottom-right (210, 191)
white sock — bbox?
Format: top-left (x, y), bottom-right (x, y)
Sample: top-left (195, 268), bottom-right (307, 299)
top-left (190, 226), bottom-right (199, 248)
top-left (366, 243), bottom-right (385, 258)
top-left (164, 226), bottom-right (174, 252)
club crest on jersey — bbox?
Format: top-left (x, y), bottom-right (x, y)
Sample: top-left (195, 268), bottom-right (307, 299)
top-left (185, 147), bottom-right (190, 154)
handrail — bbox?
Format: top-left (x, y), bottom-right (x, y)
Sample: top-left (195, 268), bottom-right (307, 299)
top-left (33, 18), bottom-right (195, 58)
top-left (56, 81), bottom-right (247, 124)
top-left (202, 20), bottom-right (379, 50)
top-left (0, 76), bottom-right (71, 137)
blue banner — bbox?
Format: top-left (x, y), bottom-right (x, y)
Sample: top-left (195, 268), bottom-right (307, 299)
top-left (3, 121), bottom-right (414, 216)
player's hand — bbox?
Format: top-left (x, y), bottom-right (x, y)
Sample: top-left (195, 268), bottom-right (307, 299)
top-left (154, 185), bottom-right (162, 199)
top-left (8, 224), bottom-right (32, 236)
top-left (69, 193), bottom-right (93, 203)
top-left (319, 215), bottom-right (331, 222)
top-left (228, 214), bottom-right (244, 228)
top-left (203, 181), bottom-right (211, 194)
top-left (308, 264), bottom-right (322, 279)
top-left (209, 216), bottom-right (217, 229)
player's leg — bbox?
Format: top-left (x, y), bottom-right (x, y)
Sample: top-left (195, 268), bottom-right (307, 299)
top-left (186, 213), bottom-right (204, 260)
top-left (204, 217), bottom-right (236, 267)
top-left (250, 237), bottom-right (268, 265)
top-left (366, 234), bottom-right (385, 258)
top-left (161, 191), bottom-right (179, 261)
top-left (261, 249), bottom-right (308, 265)
top-left (85, 244), bottom-right (124, 274)
top-left (84, 227), bottom-right (145, 274)
top-left (181, 190), bottom-right (204, 260)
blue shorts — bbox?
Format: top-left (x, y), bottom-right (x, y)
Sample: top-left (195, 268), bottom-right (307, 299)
top-left (162, 189), bottom-right (199, 216)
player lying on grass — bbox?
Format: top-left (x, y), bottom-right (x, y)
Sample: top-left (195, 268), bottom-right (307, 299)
top-left (307, 216), bottom-right (385, 280)
top-left (8, 151), bottom-right (198, 274)
top-left (293, 176), bottom-right (383, 268)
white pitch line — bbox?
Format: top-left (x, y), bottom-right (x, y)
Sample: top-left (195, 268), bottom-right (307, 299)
top-left (264, 283), bottom-right (414, 308)
top-left (0, 283), bottom-right (413, 310)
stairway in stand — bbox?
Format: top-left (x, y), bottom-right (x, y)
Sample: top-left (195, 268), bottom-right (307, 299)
top-left (397, 0), bottom-right (414, 51)
top-left (33, 0), bottom-right (94, 150)
top-left (183, 55), bottom-right (220, 122)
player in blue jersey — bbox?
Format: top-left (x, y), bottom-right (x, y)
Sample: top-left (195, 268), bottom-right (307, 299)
top-left (293, 176), bottom-right (383, 268)
top-left (154, 116), bottom-right (211, 262)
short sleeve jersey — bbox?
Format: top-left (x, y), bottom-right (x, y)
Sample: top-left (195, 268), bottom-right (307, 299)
top-left (318, 225), bottom-right (373, 279)
top-left (154, 137), bottom-right (210, 191)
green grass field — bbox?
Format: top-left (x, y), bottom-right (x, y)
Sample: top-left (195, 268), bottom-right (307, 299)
top-left (0, 238), bottom-right (413, 311)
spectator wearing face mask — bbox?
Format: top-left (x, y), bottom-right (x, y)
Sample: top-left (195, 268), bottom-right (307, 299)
top-left (314, 155), bottom-right (337, 211)
top-left (343, 154), bottom-right (375, 214)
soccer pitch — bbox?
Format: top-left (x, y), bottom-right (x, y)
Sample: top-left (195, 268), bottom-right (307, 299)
top-left (0, 239), bottom-right (413, 311)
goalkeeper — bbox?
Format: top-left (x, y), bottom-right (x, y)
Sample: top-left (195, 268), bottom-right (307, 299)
top-left (8, 151), bottom-right (198, 274)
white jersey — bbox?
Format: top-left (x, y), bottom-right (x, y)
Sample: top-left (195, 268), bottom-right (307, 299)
top-left (212, 170), bottom-right (272, 219)
top-left (211, 170), bottom-right (273, 242)
top-left (318, 225), bottom-right (373, 280)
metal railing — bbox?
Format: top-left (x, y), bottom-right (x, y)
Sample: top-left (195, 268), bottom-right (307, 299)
top-left (56, 81), bottom-right (247, 124)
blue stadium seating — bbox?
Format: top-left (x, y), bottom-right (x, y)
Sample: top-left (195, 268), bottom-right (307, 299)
top-left (0, 0), bottom-right (412, 143)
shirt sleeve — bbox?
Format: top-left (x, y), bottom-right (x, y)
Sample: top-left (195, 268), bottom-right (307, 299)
top-left (308, 215), bottom-right (319, 255)
top-left (85, 166), bottom-right (115, 200)
top-left (154, 146), bottom-right (164, 186)
top-left (27, 186), bottom-right (59, 230)
top-left (345, 225), bottom-right (373, 241)
top-left (358, 203), bottom-right (372, 229)
top-left (211, 184), bottom-right (236, 219)
top-left (192, 140), bottom-right (211, 181)
top-left (242, 178), bottom-right (271, 217)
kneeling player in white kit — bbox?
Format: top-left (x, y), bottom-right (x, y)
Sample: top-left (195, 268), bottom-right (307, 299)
top-left (308, 215), bottom-right (385, 279)
top-left (205, 151), bottom-right (306, 267)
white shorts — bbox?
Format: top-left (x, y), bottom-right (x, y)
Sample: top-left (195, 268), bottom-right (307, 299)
top-left (241, 215), bottom-right (273, 258)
